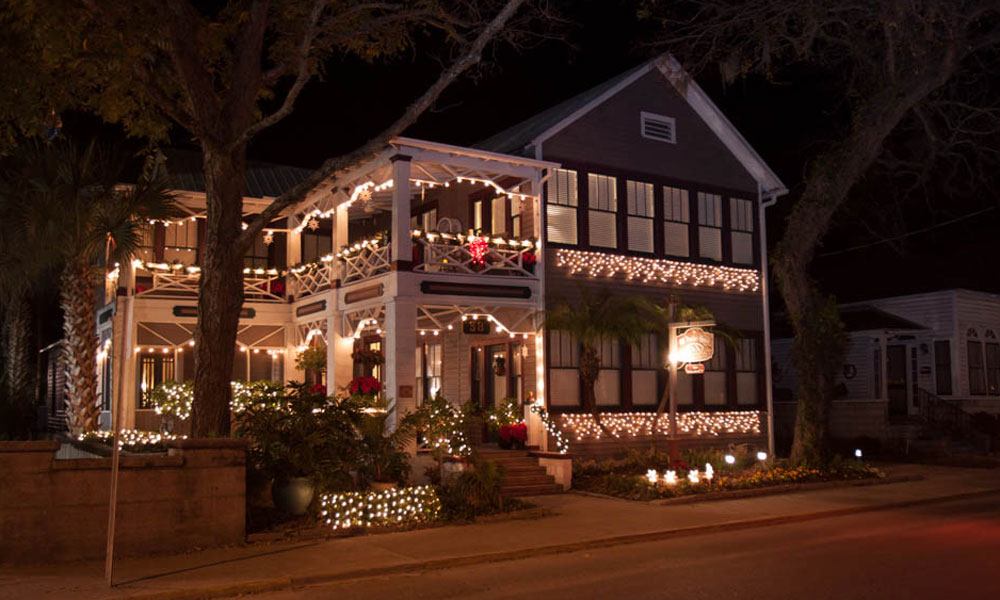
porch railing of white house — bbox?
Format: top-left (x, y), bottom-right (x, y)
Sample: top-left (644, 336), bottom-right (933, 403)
top-left (286, 259), bottom-right (335, 299)
top-left (134, 266), bottom-right (286, 303)
top-left (412, 235), bottom-right (537, 278)
top-left (341, 244), bottom-right (391, 284)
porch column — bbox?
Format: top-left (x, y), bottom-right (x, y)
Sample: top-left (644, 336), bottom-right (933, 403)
top-left (333, 202), bottom-right (349, 283)
top-left (283, 323), bottom-right (300, 382)
top-left (390, 155), bottom-right (412, 269)
top-left (286, 216), bottom-right (302, 267)
top-left (530, 329), bottom-right (548, 451)
top-left (384, 297), bottom-right (417, 432)
top-left (328, 313), bottom-right (354, 393)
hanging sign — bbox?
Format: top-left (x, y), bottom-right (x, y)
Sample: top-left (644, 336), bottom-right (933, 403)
top-left (462, 319), bottom-right (490, 335)
top-left (684, 363), bottom-right (706, 375)
top-left (675, 326), bottom-right (715, 363)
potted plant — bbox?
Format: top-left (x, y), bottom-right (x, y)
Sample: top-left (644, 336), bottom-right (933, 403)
top-left (498, 422), bottom-right (527, 450)
top-left (349, 375), bottom-right (382, 399)
top-left (351, 347), bottom-right (385, 370)
top-left (295, 344), bottom-right (327, 385)
top-left (521, 250), bottom-right (537, 274)
top-left (236, 383), bottom-right (361, 515)
top-left (356, 409), bottom-right (420, 491)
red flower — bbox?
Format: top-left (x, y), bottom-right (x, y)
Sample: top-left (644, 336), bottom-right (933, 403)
top-left (522, 251), bottom-right (537, 265)
top-left (349, 376), bottom-right (382, 395)
top-left (310, 384), bottom-right (327, 396)
top-left (499, 423), bottom-right (527, 443)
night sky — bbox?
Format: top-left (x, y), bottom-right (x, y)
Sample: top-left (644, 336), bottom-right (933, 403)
top-left (67, 0), bottom-right (1000, 306)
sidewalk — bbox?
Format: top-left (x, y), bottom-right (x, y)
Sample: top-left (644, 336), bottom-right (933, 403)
top-left (2, 464), bottom-right (998, 600)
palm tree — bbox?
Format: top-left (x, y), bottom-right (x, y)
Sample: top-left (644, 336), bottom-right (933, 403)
top-left (19, 139), bottom-right (176, 434)
top-left (544, 288), bottom-right (649, 427)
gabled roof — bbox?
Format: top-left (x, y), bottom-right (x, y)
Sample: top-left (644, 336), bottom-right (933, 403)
top-left (476, 53), bottom-right (787, 197)
top-left (161, 149), bottom-right (313, 199)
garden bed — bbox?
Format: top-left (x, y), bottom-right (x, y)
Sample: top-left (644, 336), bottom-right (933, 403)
top-left (573, 448), bottom-right (885, 502)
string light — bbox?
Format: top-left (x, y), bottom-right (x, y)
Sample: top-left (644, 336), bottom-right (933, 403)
top-left (555, 249), bottom-right (760, 292)
top-left (320, 486), bottom-right (440, 531)
top-left (559, 411), bottom-right (762, 440)
top-left (530, 404), bottom-right (569, 454)
top-left (78, 429), bottom-right (186, 450)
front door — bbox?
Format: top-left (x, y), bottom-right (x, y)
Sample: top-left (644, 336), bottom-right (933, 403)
top-left (485, 344), bottom-right (508, 410)
top-left (887, 344), bottom-right (908, 417)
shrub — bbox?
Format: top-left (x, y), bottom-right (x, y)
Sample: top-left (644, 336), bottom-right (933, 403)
top-left (485, 397), bottom-right (523, 431)
top-left (417, 393), bottom-right (471, 459)
top-left (235, 382), bottom-right (363, 490)
top-left (355, 409), bottom-right (419, 486)
top-left (295, 344), bottom-right (327, 373)
top-left (437, 457), bottom-right (507, 521)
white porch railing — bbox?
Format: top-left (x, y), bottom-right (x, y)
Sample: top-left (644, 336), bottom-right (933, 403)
top-left (135, 268), bottom-right (286, 302)
top-left (413, 236), bottom-right (536, 277)
top-left (341, 244), bottom-right (391, 284)
top-left (287, 261), bottom-right (335, 299)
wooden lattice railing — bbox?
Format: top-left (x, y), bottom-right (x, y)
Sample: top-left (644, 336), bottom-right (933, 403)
top-left (286, 261), bottom-right (335, 299)
top-left (341, 244), bottom-right (391, 283)
top-left (135, 269), bottom-right (287, 302)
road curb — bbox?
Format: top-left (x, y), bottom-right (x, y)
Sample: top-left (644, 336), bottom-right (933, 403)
top-left (109, 487), bottom-right (1000, 600)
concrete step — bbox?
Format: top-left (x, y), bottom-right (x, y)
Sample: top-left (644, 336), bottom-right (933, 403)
top-left (501, 483), bottom-right (562, 497)
top-left (502, 474), bottom-right (555, 486)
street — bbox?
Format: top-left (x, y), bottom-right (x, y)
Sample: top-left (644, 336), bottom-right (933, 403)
top-left (246, 496), bottom-right (1000, 600)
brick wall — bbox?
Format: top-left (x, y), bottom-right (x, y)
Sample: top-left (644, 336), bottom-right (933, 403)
top-left (0, 438), bottom-right (246, 564)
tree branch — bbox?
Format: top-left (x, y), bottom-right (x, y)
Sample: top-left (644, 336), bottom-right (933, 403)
top-left (237, 0), bottom-right (529, 247)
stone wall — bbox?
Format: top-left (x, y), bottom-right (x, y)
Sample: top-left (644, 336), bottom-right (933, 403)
top-left (0, 438), bottom-right (246, 564)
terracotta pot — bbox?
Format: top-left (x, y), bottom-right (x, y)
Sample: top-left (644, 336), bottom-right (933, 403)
top-left (271, 477), bottom-right (315, 516)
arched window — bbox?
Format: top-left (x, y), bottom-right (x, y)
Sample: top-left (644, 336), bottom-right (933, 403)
top-left (968, 328), bottom-right (987, 395)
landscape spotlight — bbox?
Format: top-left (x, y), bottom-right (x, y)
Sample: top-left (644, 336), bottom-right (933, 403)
top-left (855, 449), bottom-right (863, 458)
top-left (756, 451), bottom-right (767, 461)
top-left (724, 454), bottom-right (736, 465)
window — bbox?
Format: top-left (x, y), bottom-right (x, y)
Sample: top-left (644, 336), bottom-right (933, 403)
top-left (626, 180), bottom-right (654, 253)
top-left (138, 352), bottom-right (175, 409)
top-left (703, 334), bottom-right (727, 405)
top-left (588, 173), bottom-right (617, 248)
top-left (968, 330), bottom-right (987, 395)
top-left (987, 334), bottom-right (1000, 396)
top-left (734, 338), bottom-right (759, 405)
top-left (415, 343), bottom-right (442, 405)
top-left (511, 197), bottom-right (522, 238)
top-left (548, 330), bottom-right (579, 367)
top-left (631, 333), bottom-right (659, 406)
top-left (250, 350), bottom-right (283, 382)
top-left (873, 345), bottom-right (882, 398)
top-left (697, 192), bottom-right (723, 261)
top-left (934, 341), bottom-right (952, 395)
top-left (410, 208), bottom-right (438, 233)
top-left (164, 220), bottom-right (198, 263)
top-left (546, 169), bottom-right (578, 245)
top-left (137, 225), bottom-right (156, 263)
top-left (730, 198), bottom-right (754, 265)
top-left (640, 111), bottom-right (676, 144)
top-left (548, 330), bottom-right (580, 407)
top-left (491, 197), bottom-right (507, 235)
top-left (302, 231), bottom-right (332, 263)
top-left (473, 199), bottom-right (483, 232)
top-left (663, 186), bottom-right (690, 257)
top-left (631, 333), bottom-right (659, 369)
top-left (245, 234), bottom-right (269, 269)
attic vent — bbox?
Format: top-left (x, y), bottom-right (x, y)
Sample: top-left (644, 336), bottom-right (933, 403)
top-left (640, 112), bottom-right (676, 144)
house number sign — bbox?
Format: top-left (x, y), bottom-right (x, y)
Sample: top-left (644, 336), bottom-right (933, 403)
top-left (462, 319), bottom-right (490, 335)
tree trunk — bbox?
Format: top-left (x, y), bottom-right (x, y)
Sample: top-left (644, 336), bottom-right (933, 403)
top-left (191, 145), bottom-right (249, 437)
top-left (61, 260), bottom-right (100, 435)
top-left (773, 48), bottom-right (959, 465)
top-left (579, 346), bottom-right (600, 414)
top-left (3, 290), bottom-right (35, 437)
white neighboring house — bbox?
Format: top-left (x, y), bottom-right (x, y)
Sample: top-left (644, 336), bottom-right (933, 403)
top-left (772, 289), bottom-right (1000, 444)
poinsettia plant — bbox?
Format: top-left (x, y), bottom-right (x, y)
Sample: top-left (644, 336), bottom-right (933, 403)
top-left (498, 423), bottom-right (527, 449)
top-left (521, 251), bottom-right (537, 265)
top-left (351, 347), bottom-right (385, 368)
top-left (349, 376), bottom-right (382, 396)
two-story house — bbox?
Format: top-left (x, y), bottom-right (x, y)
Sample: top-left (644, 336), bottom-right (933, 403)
top-left (93, 54), bottom-right (786, 462)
